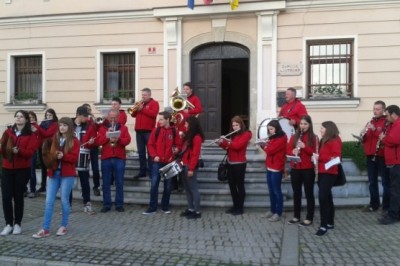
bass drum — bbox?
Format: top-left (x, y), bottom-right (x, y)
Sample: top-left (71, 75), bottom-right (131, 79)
top-left (257, 118), bottom-right (295, 142)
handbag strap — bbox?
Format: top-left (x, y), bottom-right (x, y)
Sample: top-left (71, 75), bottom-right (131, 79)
top-left (221, 151), bottom-right (228, 163)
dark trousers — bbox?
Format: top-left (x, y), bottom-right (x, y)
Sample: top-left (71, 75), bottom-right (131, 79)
top-left (29, 151), bottom-right (38, 193)
top-left (227, 163), bottom-right (247, 211)
top-left (136, 131), bottom-right (152, 175)
top-left (38, 148), bottom-right (48, 189)
top-left (1, 168), bottom-right (30, 226)
top-left (290, 168), bottom-right (315, 221)
top-left (388, 165), bottom-right (400, 219)
top-left (90, 147), bottom-right (101, 189)
top-left (78, 170), bottom-right (91, 204)
top-left (317, 173), bottom-right (337, 228)
top-left (366, 156), bottom-right (391, 210)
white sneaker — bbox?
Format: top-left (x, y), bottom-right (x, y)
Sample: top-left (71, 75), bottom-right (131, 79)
top-left (0, 225), bottom-right (13, 236)
top-left (269, 214), bottom-right (281, 222)
top-left (56, 226), bottom-right (67, 236)
top-left (12, 224), bottom-right (21, 235)
top-left (261, 211), bottom-right (274, 218)
top-left (84, 202), bottom-right (95, 214)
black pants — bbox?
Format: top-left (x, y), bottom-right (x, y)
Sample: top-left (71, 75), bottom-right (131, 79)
top-left (227, 163), bottom-right (247, 211)
top-left (38, 148), bottom-right (47, 189)
top-left (317, 173), bottom-right (337, 228)
top-left (290, 168), bottom-right (315, 221)
top-left (1, 168), bottom-right (30, 226)
top-left (388, 165), bottom-right (400, 219)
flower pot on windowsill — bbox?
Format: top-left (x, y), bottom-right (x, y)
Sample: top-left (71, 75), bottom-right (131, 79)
top-left (13, 99), bottom-right (40, 105)
top-left (311, 93), bottom-right (349, 99)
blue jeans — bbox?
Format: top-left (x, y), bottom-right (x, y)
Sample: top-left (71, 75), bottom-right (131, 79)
top-left (366, 156), bottom-right (391, 210)
top-left (266, 170), bottom-right (283, 216)
top-left (90, 147), bottom-right (101, 189)
top-left (149, 162), bottom-right (172, 211)
top-left (29, 151), bottom-right (38, 193)
top-left (101, 158), bottom-right (125, 208)
top-left (136, 131), bottom-right (152, 175)
top-left (181, 166), bottom-right (201, 212)
top-left (78, 170), bottom-right (91, 204)
top-left (43, 171), bottom-right (75, 230)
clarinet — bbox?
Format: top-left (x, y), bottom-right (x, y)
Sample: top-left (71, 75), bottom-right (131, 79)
top-left (372, 120), bottom-right (388, 162)
top-left (294, 130), bottom-right (303, 165)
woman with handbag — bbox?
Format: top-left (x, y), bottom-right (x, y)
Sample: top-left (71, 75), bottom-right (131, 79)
top-left (262, 120), bottom-right (287, 222)
top-left (286, 115), bottom-right (318, 226)
top-left (217, 116), bottom-right (252, 215)
top-left (180, 117), bottom-right (205, 219)
top-left (315, 121), bottom-right (342, 236)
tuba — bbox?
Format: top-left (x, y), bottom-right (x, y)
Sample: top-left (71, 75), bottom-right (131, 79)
top-left (170, 87), bottom-right (195, 125)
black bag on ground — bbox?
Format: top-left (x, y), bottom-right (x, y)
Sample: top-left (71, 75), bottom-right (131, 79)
top-left (333, 164), bottom-right (346, 186)
top-left (217, 154), bottom-right (229, 182)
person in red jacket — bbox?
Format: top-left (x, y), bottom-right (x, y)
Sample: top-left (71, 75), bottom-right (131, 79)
top-left (0, 110), bottom-right (38, 236)
top-left (315, 121), bottom-right (342, 236)
top-left (96, 109), bottom-right (131, 213)
top-left (32, 117), bottom-right (80, 238)
top-left (180, 116), bottom-right (205, 219)
top-left (262, 120), bottom-right (287, 222)
top-left (278, 87), bottom-right (308, 128)
top-left (361, 100), bottom-right (390, 212)
top-left (33, 108), bottom-right (59, 193)
top-left (142, 111), bottom-right (182, 215)
top-left (379, 105), bottom-right (400, 225)
top-left (27, 111), bottom-right (39, 198)
top-left (217, 116), bottom-right (252, 215)
top-left (111, 96), bottom-right (127, 125)
top-left (130, 88), bottom-right (159, 178)
top-left (287, 115), bottom-right (318, 226)
top-left (177, 82), bottom-right (203, 134)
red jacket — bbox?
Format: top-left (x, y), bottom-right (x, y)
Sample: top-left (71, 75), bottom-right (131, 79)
top-left (287, 132), bottom-right (318, 169)
top-left (96, 123), bottom-right (131, 160)
top-left (181, 134), bottom-right (203, 171)
top-left (32, 120), bottom-right (58, 148)
top-left (318, 137), bottom-right (342, 175)
top-left (177, 94), bottom-right (203, 132)
top-left (131, 98), bottom-right (159, 131)
top-left (73, 120), bottom-right (97, 149)
top-left (219, 131), bottom-right (252, 163)
top-left (278, 99), bottom-right (308, 127)
top-left (47, 138), bottom-right (80, 177)
top-left (147, 126), bottom-right (182, 164)
top-left (119, 110), bottom-right (127, 125)
top-left (362, 116), bottom-right (387, 157)
top-left (384, 118), bottom-right (400, 165)
top-left (1, 128), bottom-right (37, 169)
top-left (264, 134), bottom-right (288, 171)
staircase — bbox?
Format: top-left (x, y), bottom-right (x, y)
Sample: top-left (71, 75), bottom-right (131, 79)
top-left (91, 142), bottom-right (371, 209)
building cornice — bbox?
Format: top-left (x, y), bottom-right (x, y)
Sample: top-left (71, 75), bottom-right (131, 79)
top-left (286, 0), bottom-right (400, 10)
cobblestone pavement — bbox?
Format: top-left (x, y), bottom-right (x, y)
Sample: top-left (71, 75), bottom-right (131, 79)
top-left (1, 193), bottom-right (400, 265)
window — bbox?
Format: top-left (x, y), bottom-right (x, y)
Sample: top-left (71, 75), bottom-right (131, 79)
top-left (306, 39), bottom-right (353, 99)
top-left (13, 56), bottom-right (42, 103)
top-left (102, 52), bottom-right (135, 102)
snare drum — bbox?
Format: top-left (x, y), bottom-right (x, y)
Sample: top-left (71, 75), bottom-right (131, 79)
top-left (159, 160), bottom-right (183, 180)
top-left (257, 117), bottom-right (295, 142)
top-left (76, 147), bottom-right (90, 171)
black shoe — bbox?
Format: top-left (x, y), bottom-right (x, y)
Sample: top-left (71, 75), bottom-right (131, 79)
top-left (133, 173), bottom-right (146, 179)
top-left (180, 209), bottom-right (194, 217)
top-left (299, 220), bottom-right (313, 227)
top-left (326, 224), bottom-right (334, 230)
top-left (100, 207), bottom-right (111, 213)
top-left (231, 209), bottom-right (243, 216)
top-left (37, 187), bottom-right (46, 193)
top-left (93, 187), bottom-right (101, 196)
top-left (225, 207), bottom-right (235, 214)
top-left (378, 214), bottom-right (398, 225)
top-left (288, 218), bottom-right (300, 224)
top-left (187, 212), bottom-right (201, 219)
top-left (362, 205), bottom-right (378, 212)
top-left (116, 207), bottom-right (125, 212)
top-left (315, 227), bottom-right (328, 236)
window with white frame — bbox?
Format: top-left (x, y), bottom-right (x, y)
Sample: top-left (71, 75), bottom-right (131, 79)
top-left (101, 52), bottom-right (135, 102)
top-left (306, 39), bottom-right (354, 99)
top-left (11, 55), bottom-right (43, 103)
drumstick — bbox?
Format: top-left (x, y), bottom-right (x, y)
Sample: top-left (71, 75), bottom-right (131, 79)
top-left (80, 137), bottom-right (96, 147)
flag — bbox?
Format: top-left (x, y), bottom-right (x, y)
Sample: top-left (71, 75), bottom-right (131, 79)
top-left (203, 0), bottom-right (213, 5)
top-left (188, 0), bottom-right (195, 9)
top-left (230, 0), bottom-right (239, 10)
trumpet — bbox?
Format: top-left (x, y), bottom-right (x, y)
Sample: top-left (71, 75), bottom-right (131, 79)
top-left (207, 129), bottom-right (240, 146)
top-left (127, 100), bottom-right (144, 115)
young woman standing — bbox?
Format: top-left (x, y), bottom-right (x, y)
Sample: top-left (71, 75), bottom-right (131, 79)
top-left (287, 115), bottom-right (318, 226)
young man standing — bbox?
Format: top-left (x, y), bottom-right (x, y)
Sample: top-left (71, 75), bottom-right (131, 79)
top-left (142, 111), bottom-right (181, 215)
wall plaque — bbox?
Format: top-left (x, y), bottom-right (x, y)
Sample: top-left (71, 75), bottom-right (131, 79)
top-left (278, 63), bottom-right (303, 76)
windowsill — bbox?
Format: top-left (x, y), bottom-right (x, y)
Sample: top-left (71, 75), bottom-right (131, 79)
top-left (302, 97), bottom-right (360, 109)
top-left (93, 102), bottom-right (132, 111)
top-left (4, 103), bottom-right (47, 112)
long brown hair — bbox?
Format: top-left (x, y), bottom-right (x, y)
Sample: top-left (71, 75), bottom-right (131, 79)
top-left (320, 121), bottom-right (339, 146)
top-left (230, 115), bottom-right (246, 135)
top-left (291, 115), bottom-right (316, 148)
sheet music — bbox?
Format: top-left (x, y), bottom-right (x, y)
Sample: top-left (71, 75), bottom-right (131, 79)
top-left (325, 156), bottom-right (341, 170)
top-left (106, 130), bottom-right (121, 139)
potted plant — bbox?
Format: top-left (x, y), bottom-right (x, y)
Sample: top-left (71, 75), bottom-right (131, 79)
top-left (311, 84), bottom-right (347, 99)
top-left (13, 92), bottom-right (40, 104)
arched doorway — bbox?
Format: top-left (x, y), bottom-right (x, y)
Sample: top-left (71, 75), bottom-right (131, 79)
top-left (191, 43), bottom-right (250, 139)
